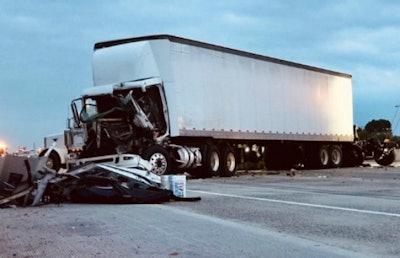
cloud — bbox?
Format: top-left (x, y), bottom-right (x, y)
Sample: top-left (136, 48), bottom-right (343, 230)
top-left (1, 0), bottom-right (400, 150)
top-left (327, 26), bottom-right (400, 54)
top-left (221, 13), bottom-right (259, 26)
top-left (329, 39), bottom-right (376, 55)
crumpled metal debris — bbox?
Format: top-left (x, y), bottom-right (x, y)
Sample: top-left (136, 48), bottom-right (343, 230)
top-left (0, 152), bottom-right (200, 207)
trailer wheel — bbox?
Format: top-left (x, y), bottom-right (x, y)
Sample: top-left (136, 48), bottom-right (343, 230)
top-left (142, 145), bottom-right (171, 175)
top-left (204, 145), bottom-right (221, 177)
top-left (315, 145), bottom-right (330, 169)
top-left (220, 145), bottom-right (236, 177)
top-left (329, 145), bottom-right (343, 168)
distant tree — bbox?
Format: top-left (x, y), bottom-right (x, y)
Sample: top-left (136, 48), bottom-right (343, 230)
top-left (360, 119), bottom-right (392, 142)
top-left (390, 135), bottom-right (400, 148)
top-left (365, 119), bottom-right (392, 133)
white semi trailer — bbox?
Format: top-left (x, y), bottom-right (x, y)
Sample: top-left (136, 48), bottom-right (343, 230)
top-left (43, 35), bottom-right (363, 176)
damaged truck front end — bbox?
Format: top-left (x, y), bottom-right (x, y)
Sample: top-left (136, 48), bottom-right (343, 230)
top-left (1, 144), bottom-right (200, 206)
top-left (69, 78), bottom-right (172, 174)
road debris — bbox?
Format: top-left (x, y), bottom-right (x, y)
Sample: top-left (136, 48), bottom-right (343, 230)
top-left (0, 152), bottom-right (200, 208)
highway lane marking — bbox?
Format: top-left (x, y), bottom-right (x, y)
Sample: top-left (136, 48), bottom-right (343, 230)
top-left (188, 190), bottom-right (400, 218)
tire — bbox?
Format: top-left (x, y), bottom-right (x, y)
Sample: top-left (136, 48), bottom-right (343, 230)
top-left (203, 144), bottom-right (221, 177)
top-left (220, 145), bottom-right (237, 177)
top-left (374, 148), bottom-right (396, 166)
top-left (343, 144), bottom-right (364, 167)
top-left (142, 145), bottom-right (171, 175)
top-left (39, 150), bottom-right (61, 172)
top-left (315, 145), bottom-right (330, 169)
top-left (329, 145), bottom-right (343, 168)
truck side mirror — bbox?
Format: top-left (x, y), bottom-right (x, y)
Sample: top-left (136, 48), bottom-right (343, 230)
top-left (71, 101), bottom-right (80, 126)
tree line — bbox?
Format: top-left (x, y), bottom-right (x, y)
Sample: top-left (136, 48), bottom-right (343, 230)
top-left (357, 119), bottom-right (400, 144)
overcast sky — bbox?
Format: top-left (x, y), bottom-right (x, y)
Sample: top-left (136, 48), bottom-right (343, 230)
top-left (1, 0), bottom-right (400, 151)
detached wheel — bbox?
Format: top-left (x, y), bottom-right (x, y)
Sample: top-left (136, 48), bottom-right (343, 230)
top-left (374, 148), bottom-right (396, 166)
top-left (203, 145), bottom-right (221, 177)
top-left (220, 145), bottom-right (237, 177)
top-left (142, 145), bottom-right (171, 175)
top-left (329, 145), bottom-right (343, 168)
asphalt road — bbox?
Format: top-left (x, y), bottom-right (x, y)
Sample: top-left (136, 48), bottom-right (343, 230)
top-left (1, 165), bottom-right (400, 257)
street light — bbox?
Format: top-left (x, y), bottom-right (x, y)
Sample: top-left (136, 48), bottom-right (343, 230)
top-left (0, 142), bottom-right (6, 155)
top-left (392, 105), bottom-right (400, 135)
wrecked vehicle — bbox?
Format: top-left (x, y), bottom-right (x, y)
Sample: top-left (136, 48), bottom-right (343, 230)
top-left (362, 139), bottom-right (397, 166)
top-left (0, 155), bottom-right (36, 205)
top-left (0, 147), bottom-right (200, 207)
top-left (42, 35), bottom-right (365, 178)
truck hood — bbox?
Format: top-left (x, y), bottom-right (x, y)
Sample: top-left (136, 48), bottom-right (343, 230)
top-left (82, 84), bottom-right (114, 97)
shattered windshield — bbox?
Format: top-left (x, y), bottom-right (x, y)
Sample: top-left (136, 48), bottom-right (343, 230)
top-left (80, 96), bottom-right (126, 123)
top-left (80, 98), bottom-right (98, 122)
top-left (77, 84), bottom-right (167, 137)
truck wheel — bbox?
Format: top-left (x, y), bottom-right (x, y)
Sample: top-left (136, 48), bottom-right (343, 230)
top-left (329, 145), bottom-right (343, 168)
top-left (142, 145), bottom-right (171, 175)
top-left (315, 145), bottom-right (330, 169)
top-left (220, 145), bottom-right (236, 177)
top-left (39, 151), bottom-right (61, 172)
top-left (204, 145), bottom-right (221, 177)
top-left (374, 148), bottom-right (396, 166)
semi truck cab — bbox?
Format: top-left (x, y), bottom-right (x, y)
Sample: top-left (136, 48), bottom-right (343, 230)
top-left (69, 78), bottom-right (174, 174)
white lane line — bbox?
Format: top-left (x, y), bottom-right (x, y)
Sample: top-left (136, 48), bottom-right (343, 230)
top-left (188, 190), bottom-right (400, 218)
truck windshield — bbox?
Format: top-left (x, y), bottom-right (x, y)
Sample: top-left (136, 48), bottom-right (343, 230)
top-left (80, 99), bottom-right (98, 122)
top-left (80, 96), bottom-right (126, 123)
top-left (76, 84), bottom-right (167, 136)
